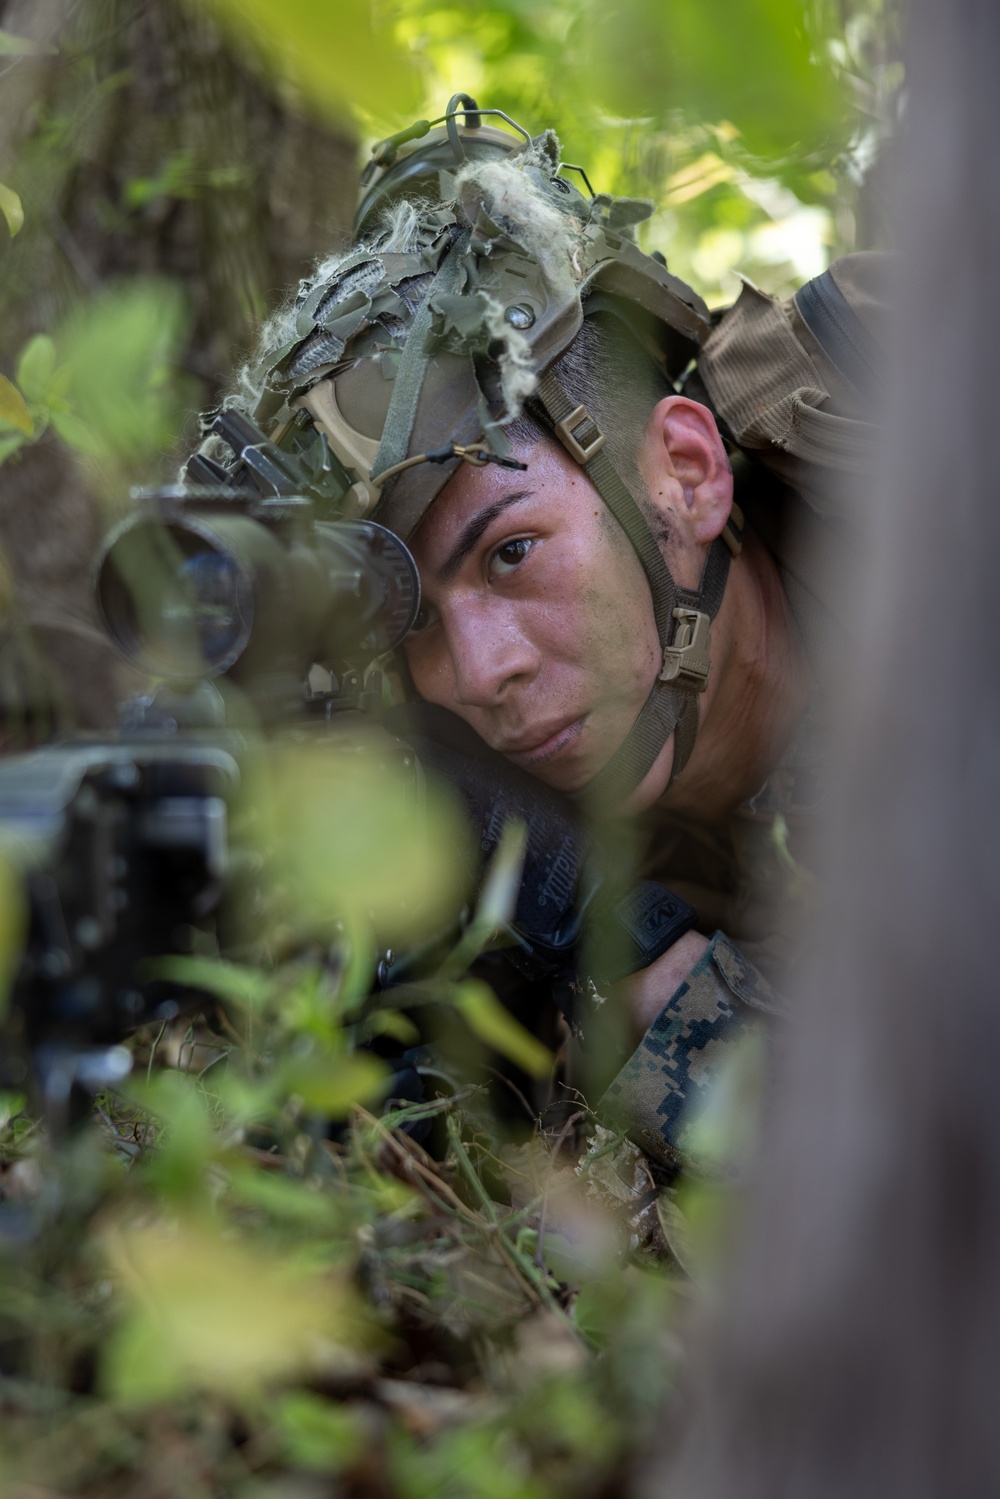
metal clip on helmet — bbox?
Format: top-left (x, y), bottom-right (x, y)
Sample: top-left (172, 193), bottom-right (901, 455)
top-left (249, 96), bottom-right (743, 806)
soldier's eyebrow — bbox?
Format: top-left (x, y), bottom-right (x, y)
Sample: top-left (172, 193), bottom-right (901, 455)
top-left (437, 490), bottom-right (535, 581)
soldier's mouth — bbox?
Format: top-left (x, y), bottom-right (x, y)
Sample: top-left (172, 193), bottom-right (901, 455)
top-left (503, 715), bottom-right (587, 767)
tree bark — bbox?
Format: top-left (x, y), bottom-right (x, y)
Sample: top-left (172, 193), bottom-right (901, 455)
top-left (644, 0), bottom-right (1000, 1494)
top-left (0, 0), bottom-right (358, 729)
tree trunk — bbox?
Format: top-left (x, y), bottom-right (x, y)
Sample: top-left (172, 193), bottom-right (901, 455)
top-left (0, 0), bottom-right (358, 730)
top-left (644, 0), bottom-right (1000, 1494)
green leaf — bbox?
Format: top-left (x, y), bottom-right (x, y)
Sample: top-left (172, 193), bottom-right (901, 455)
top-left (363, 1007), bottom-right (420, 1046)
top-left (128, 1071), bottom-right (220, 1202)
top-left (211, 1071), bottom-right (280, 1126)
top-left (225, 1166), bottom-right (342, 1228)
top-left (580, 0), bottom-right (848, 165)
top-left (476, 819), bottom-right (527, 933)
top-left (141, 954), bottom-right (274, 1011)
top-left (275, 1392), bottom-right (364, 1473)
top-left (15, 335), bottom-right (57, 404)
top-left (0, 181), bottom-right (23, 237)
top-left (53, 278), bottom-right (190, 479)
top-left (0, 377), bottom-right (33, 435)
top-left (101, 1218), bottom-right (368, 1403)
top-left (49, 407), bottom-right (104, 456)
top-left (197, 0), bottom-right (421, 123)
top-left (452, 979), bottom-right (552, 1079)
top-left (0, 435), bottom-right (25, 468)
top-left (0, 1091), bottom-right (25, 1131)
top-left (244, 740), bottom-right (470, 948)
top-left (281, 1051), bottom-right (388, 1117)
top-left (0, 29), bottom-right (57, 56)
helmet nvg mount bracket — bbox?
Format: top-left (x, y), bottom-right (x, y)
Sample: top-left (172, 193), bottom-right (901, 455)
top-left (239, 95), bottom-right (744, 805)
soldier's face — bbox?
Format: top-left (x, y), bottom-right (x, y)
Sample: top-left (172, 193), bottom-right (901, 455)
top-left (402, 435), bottom-right (663, 796)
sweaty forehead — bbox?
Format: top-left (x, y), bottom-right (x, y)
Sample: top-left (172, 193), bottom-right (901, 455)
top-left (409, 432), bottom-right (585, 564)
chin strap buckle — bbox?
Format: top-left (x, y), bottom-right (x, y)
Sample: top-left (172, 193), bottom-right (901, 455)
top-left (660, 608), bottom-right (712, 691)
top-left (553, 404), bottom-right (607, 466)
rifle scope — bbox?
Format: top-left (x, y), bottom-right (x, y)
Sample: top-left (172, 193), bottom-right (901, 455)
top-left (95, 489), bottom-right (420, 684)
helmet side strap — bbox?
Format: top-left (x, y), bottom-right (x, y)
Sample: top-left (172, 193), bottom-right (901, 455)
top-left (370, 235), bottom-right (470, 498)
top-left (534, 367), bottom-right (735, 799)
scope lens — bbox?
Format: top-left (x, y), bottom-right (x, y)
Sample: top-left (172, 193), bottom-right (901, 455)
top-left (170, 547), bottom-right (245, 666)
top-left (97, 519), bottom-right (253, 678)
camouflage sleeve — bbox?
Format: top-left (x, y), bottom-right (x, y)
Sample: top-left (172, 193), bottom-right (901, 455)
top-left (597, 930), bottom-right (784, 1172)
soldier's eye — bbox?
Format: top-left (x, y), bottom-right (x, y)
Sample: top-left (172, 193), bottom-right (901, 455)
top-left (490, 537), bottom-right (533, 577)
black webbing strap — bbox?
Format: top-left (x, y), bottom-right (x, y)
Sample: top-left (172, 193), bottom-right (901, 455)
top-left (672, 693), bottom-right (700, 773)
top-left (676, 530), bottom-right (732, 616)
top-left (794, 268), bottom-right (877, 395)
top-left (583, 677), bottom-right (687, 807)
top-left (532, 368), bottom-right (735, 805)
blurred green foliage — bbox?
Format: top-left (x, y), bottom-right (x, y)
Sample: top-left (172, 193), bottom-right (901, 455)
top-left (0, 3), bottom-right (894, 1493)
top-left (0, 704), bottom-right (684, 1495)
top-left (388, 0), bottom-right (900, 300)
top-left (0, 895), bottom-right (678, 1497)
top-left (0, 0), bottom-right (900, 487)
top-left (196, 0), bottom-right (899, 303)
top-left (0, 181), bottom-right (23, 237)
top-left (195, 0), bottom-right (423, 123)
top-left (0, 282), bottom-right (192, 495)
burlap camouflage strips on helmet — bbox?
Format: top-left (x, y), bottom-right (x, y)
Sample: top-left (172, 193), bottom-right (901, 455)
top-left (246, 145), bottom-right (711, 537)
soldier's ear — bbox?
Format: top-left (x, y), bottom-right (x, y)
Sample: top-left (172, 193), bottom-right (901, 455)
top-left (641, 396), bottom-right (733, 547)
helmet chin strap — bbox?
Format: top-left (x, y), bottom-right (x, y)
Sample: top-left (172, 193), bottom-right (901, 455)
top-left (531, 369), bottom-right (742, 810)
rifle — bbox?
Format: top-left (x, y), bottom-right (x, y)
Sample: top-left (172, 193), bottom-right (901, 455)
top-left (0, 408), bottom-right (426, 1135)
top-left (0, 405), bottom-right (692, 1143)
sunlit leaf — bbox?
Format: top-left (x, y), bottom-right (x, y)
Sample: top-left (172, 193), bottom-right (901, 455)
top-left (54, 279), bottom-right (190, 485)
top-left (452, 979), bottom-right (552, 1078)
top-left (142, 954), bottom-right (274, 1011)
top-left (275, 1391), bottom-right (364, 1472)
top-left (0, 377), bottom-right (33, 436)
top-left (211, 1070), bottom-right (281, 1126)
top-left (364, 1007), bottom-right (420, 1046)
top-left (0, 29), bottom-right (57, 56)
top-left (243, 738), bottom-right (471, 945)
top-left (0, 1091), bottom-right (25, 1131)
top-left (15, 335), bottom-right (57, 404)
top-left (580, 0), bottom-right (849, 164)
top-left (225, 1166), bottom-right (342, 1229)
top-left (49, 407), bottom-right (106, 456)
top-left (665, 152), bottom-right (735, 205)
top-left (0, 435), bottom-right (25, 468)
top-left (127, 1070), bottom-right (224, 1202)
top-left (0, 180), bottom-right (23, 237)
top-left (475, 819), bottom-right (526, 933)
top-left (282, 1050), bottom-right (388, 1117)
top-left (102, 1218), bottom-right (371, 1402)
top-left (197, 0), bottom-right (422, 123)
top-left (386, 0), bottom-right (863, 304)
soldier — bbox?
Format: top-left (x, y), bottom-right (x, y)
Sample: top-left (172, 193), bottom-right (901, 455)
top-left (199, 100), bottom-right (883, 1171)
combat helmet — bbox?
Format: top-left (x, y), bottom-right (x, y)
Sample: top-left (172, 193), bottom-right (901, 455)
top-left (240, 98), bottom-right (743, 805)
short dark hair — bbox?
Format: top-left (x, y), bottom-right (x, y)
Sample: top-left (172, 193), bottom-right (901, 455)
top-left (504, 311), bottom-right (677, 523)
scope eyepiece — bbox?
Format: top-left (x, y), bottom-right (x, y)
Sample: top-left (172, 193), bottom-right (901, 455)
top-left (95, 495), bottom-right (420, 686)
